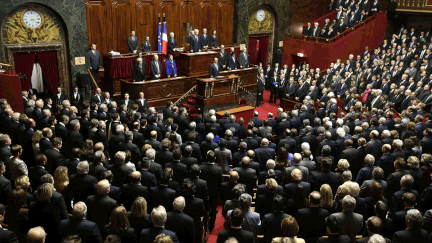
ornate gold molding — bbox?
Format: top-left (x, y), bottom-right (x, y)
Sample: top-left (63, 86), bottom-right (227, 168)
top-left (248, 9), bottom-right (274, 32)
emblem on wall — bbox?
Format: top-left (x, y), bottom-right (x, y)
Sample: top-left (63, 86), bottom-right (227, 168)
top-left (248, 9), bottom-right (273, 32)
top-left (3, 6), bottom-right (63, 44)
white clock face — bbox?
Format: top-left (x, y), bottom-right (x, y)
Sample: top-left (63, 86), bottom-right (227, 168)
top-left (23, 10), bottom-right (42, 28)
top-left (256, 9), bottom-right (265, 22)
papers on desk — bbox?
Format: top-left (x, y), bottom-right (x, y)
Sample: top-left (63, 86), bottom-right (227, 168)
top-left (216, 76), bottom-right (225, 78)
top-left (109, 51), bottom-right (121, 56)
top-left (134, 81), bottom-right (145, 84)
top-left (171, 76), bottom-right (182, 79)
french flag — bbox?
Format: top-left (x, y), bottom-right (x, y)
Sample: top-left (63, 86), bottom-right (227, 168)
top-left (162, 21), bottom-right (168, 55)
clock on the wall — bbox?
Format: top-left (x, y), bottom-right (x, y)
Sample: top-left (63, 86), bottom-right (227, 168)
top-left (256, 9), bottom-right (265, 22)
top-left (22, 10), bottom-right (43, 29)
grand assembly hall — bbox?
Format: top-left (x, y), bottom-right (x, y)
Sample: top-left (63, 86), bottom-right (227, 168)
top-left (0, 0), bottom-right (432, 243)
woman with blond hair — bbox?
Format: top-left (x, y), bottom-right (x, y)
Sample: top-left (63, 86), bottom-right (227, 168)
top-left (54, 166), bottom-right (73, 212)
top-left (154, 233), bottom-right (174, 243)
top-left (105, 206), bottom-right (136, 242)
top-left (81, 139), bottom-right (95, 162)
top-left (320, 184), bottom-right (336, 213)
top-left (31, 130), bottom-right (43, 156)
top-left (15, 175), bottom-right (33, 205)
top-left (127, 197), bottom-right (152, 233)
top-left (272, 216), bottom-right (305, 243)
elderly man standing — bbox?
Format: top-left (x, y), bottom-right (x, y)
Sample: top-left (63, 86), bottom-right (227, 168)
top-left (330, 195), bottom-right (363, 242)
top-left (139, 206), bottom-right (179, 243)
top-left (165, 197), bottom-right (195, 243)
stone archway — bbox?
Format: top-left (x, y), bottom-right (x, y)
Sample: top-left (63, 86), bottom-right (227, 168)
top-left (2, 3), bottom-right (70, 96)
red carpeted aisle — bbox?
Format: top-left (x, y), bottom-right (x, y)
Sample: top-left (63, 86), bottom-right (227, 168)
top-left (207, 205), bottom-right (224, 243)
top-left (254, 90), bottom-right (279, 120)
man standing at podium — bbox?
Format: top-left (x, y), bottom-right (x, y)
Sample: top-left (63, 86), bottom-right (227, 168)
top-left (151, 54), bottom-right (162, 80)
top-left (128, 30), bottom-right (139, 53)
top-left (228, 52), bottom-right (238, 70)
top-left (219, 45), bottom-right (228, 70)
top-left (239, 48), bottom-right (249, 69)
top-left (190, 30), bottom-right (200, 53)
top-left (168, 32), bottom-right (177, 53)
top-left (133, 58), bottom-right (146, 82)
top-left (209, 57), bottom-right (221, 78)
top-left (142, 36), bottom-right (152, 53)
top-left (166, 54), bottom-right (177, 78)
top-left (88, 44), bottom-right (101, 84)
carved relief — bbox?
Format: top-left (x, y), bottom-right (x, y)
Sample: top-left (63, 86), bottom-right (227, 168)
top-left (248, 9), bottom-right (274, 32)
top-left (3, 5), bottom-right (64, 44)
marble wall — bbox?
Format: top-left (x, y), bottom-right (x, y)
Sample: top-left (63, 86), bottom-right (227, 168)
top-left (0, 0), bottom-right (88, 87)
top-left (233, 0), bottom-right (291, 64)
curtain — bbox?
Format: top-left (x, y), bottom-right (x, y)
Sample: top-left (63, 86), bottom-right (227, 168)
top-left (13, 52), bottom-right (36, 91)
top-left (31, 63), bottom-right (44, 93)
top-left (258, 36), bottom-right (268, 66)
top-left (36, 51), bottom-right (59, 94)
top-left (248, 37), bottom-right (259, 65)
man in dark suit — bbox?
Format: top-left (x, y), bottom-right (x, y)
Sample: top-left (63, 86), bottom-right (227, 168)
top-left (239, 48), bottom-right (249, 69)
top-left (0, 162), bottom-right (11, 209)
top-left (165, 149), bottom-right (188, 184)
top-left (89, 151), bottom-right (107, 181)
top-left (53, 86), bottom-right (67, 107)
top-left (140, 159), bottom-right (158, 188)
top-left (135, 92), bottom-right (148, 114)
top-left (200, 151), bottom-right (223, 232)
top-left (216, 208), bottom-right (255, 243)
top-left (260, 195), bottom-right (288, 243)
top-left (70, 86), bottom-right (83, 109)
top-left (356, 216), bottom-right (391, 243)
top-left (227, 52), bottom-right (238, 70)
top-left (141, 36), bottom-right (151, 52)
top-left (168, 32), bottom-right (177, 53)
top-left (165, 196), bottom-right (196, 243)
top-left (317, 214), bottom-right (351, 243)
top-left (190, 30), bottom-right (200, 53)
top-left (337, 18), bottom-right (348, 34)
top-left (120, 171), bottom-right (148, 210)
top-left (209, 57), bottom-right (221, 78)
top-left (254, 138), bottom-right (276, 171)
top-left (392, 209), bottom-right (429, 243)
top-left (386, 157), bottom-right (410, 199)
top-left (58, 202), bottom-right (102, 243)
top-left (257, 73), bottom-right (266, 107)
top-left (331, 195), bottom-right (364, 242)
top-left (250, 111), bottom-right (263, 128)
top-left (199, 28), bottom-right (209, 49)
top-left (107, 151), bottom-right (132, 187)
top-left (150, 54), bottom-right (162, 80)
top-left (310, 157), bottom-right (340, 194)
top-left (0, 204), bottom-right (18, 242)
top-left (70, 161), bottom-right (98, 203)
top-left (44, 138), bottom-right (65, 174)
top-left (133, 57), bottom-right (146, 82)
top-left (139, 206), bottom-right (179, 243)
top-left (85, 179), bottom-right (118, 231)
top-left (127, 30), bottom-right (139, 53)
top-left (233, 156), bottom-right (257, 197)
top-left (120, 131), bottom-right (141, 163)
top-left (296, 192), bottom-right (330, 243)
top-left (88, 44), bottom-right (101, 82)
top-left (28, 154), bottom-right (50, 190)
top-left (65, 120), bottom-right (85, 157)
top-left (149, 170), bottom-right (177, 211)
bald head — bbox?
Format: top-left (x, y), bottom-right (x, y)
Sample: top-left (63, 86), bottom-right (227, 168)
top-left (131, 171), bottom-right (141, 183)
top-left (230, 171), bottom-right (239, 181)
top-left (309, 191), bottom-right (321, 206)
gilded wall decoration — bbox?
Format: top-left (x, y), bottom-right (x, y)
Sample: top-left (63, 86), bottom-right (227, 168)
top-left (248, 9), bottom-right (274, 32)
top-left (3, 6), bottom-right (63, 44)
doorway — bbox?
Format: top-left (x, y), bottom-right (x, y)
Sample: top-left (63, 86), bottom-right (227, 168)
top-left (248, 36), bottom-right (269, 65)
top-left (13, 51), bottom-right (60, 98)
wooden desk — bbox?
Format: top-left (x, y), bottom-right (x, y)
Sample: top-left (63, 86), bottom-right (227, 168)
top-left (216, 105), bottom-right (255, 124)
top-left (221, 66), bottom-right (258, 92)
top-left (120, 76), bottom-right (195, 108)
top-left (282, 98), bottom-right (302, 112)
top-left (176, 51), bottom-right (219, 76)
top-left (196, 75), bottom-right (240, 112)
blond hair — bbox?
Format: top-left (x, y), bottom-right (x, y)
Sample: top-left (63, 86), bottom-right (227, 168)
top-left (54, 166), bottom-right (69, 192)
top-left (320, 184), bottom-right (334, 209)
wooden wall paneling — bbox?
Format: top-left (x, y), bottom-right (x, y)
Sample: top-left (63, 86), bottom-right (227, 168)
top-left (111, 0), bottom-right (134, 54)
top-left (196, 0), bottom-right (214, 35)
top-left (179, 0), bottom-right (196, 45)
top-left (216, 0), bottom-right (234, 45)
top-left (136, 0), bottom-right (156, 51)
top-left (85, 0), bottom-right (110, 55)
top-left (155, 0), bottom-right (181, 51)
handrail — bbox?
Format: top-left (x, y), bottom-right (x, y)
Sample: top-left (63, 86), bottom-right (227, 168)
top-left (173, 85), bottom-right (197, 106)
top-left (87, 69), bottom-right (100, 89)
top-left (302, 15), bottom-right (374, 44)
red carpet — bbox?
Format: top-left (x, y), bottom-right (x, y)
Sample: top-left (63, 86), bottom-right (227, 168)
top-left (254, 90), bottom-right (279, 120)
top-left (207, 205), bottom-right (225, 243)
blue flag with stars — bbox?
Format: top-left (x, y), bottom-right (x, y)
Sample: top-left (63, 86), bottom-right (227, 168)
top-left (158, 21), bottom-right (162, 53)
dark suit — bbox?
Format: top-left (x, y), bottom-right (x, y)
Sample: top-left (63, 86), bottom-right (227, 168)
top-left (88, 49), bottom-right (101, 80)
top-left (165, 210), bottom-right (195, 243)
top-left (86, 194), bottom-right (118, 231)
top-left (127, 36), bottom-right (139, 53)
top-left (233, 166), bottom-right (257, 196)
top-left (0, 228), bottom-right (18, 243)
top-left (310, 170), bottom-right (340, 195)
top-left (44, 148), bottom-right (65, 174)
top-left (200, 162), bottom-right (223, 229)
top-left (392, 228), bottom-right (430, 243)
top-left (150, 60), bottom-right (162, 80)
top-left (260, 212), bottom-right (288, 243)
top-left (70, 174), bottom-right (98, 203)
top-left (216, 228), bottom-right (255, 243)
top-left (168, 38), bottom-right (177, 53)
top-left (59, 218), bottom-right (102, 243)
top-left (296, 207), bottom-right (329, 242)
top-left (133, 63), bottom-right (146, 81)
top-left (0, 175), bottom-right (12, 207)
top-left (254, 147), bottom-right (276, 171)
top-left (209, 63), bottom-right (221, 78)
top-left (149, 185), bottom-right (176, 211)
top-left (139, 227), bottom-right (179, 243)
top-left (28, 166), bottom-right (49, 190)
top-left (141, 40), bottom-right (151, 52)
top-left (120, 183), bottom-right (148, 210)
top-left (135, 98), bottom-right (148, 114)
top-left (107, 164), bottom-right (132, 187)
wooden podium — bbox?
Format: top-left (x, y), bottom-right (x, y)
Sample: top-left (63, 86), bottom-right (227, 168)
top-left (282, 98), bottom-right (302, 112)
top-left (176, 51), bottom-right (219, 76)
top-left (196, 75), bottom-right (240, 112)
